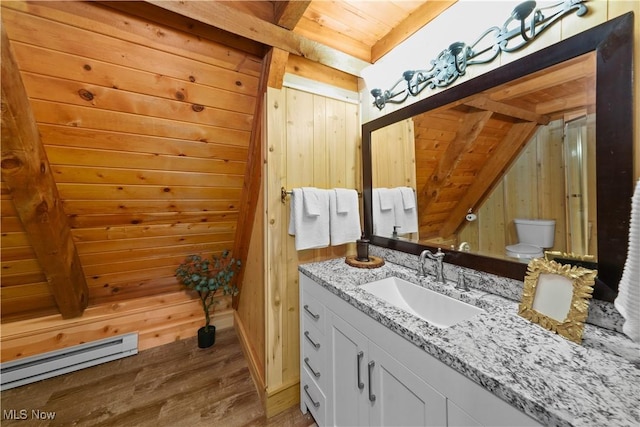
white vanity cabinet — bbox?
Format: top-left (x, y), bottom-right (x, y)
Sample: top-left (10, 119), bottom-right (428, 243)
top-left (300, 285), bottom-right (328, 425)
top-left (329, 312), bottom-right (447, 426)
top-left (299, 273), bottom-right (541, 427)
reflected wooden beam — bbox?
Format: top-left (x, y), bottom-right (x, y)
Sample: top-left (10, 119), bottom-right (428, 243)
top-left (464, 96), bottom-right (550, 125)
top-left (536, 91), bottom-right (595, 116)
top-left (1, 23), bottom-right (88, 318)
top-left (145, 1), bottom-right (369, 76)
top-left (440, 121), bottom-right (538, 238)
top-left (418, 110), bottom-right (492, 219)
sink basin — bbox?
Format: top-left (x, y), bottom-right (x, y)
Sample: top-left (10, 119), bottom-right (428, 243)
top-left (360, 277), bottom-right (484, 328)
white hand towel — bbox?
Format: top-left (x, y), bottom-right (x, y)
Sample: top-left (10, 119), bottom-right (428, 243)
top-left (378, 188), bottom-right (394, 211)
top-left (373, 188), bottom-right (396, 237)
top-left (302, 187), bottom-right (322, 217)
top-left (399, 186), bottom-right (416, 210)
top-left (288, 188), bottom-right (330, 250)
top-left (392, 187), bottom-right (419, 234)
top-left (335, 188), bottom-right (352, 214)
top-left (329, 189), bottom-right (361, 246)
top-left (288, 188), bottom-right (301, 236)
top-left (614, 178), bottom-right (640, 342)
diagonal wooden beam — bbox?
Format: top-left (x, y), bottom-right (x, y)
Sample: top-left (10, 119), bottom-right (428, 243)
top-left (418, 110), bottom-right (492, 217)
top-left (1, 23), bottom-right (88, 318)
top-left (274, 1), bottom-right (311, 30)
top-left (145, 1), bottom-right (369, 76)
top-left (231, 48), bottom-right (272, 310)
top-left (439, 121), bottom-right (539, 238)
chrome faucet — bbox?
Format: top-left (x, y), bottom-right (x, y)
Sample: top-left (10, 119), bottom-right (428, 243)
top-left (427, 248), bottom-right (446, 284)
top-left (418, 250), bottom-right (429, 277)
top-left (418, 248), bottom-right (446, 284)
top-left (456, 270), bottom-right (481, 292)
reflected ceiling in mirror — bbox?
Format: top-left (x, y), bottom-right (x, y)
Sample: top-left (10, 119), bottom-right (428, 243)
top-left (362, 13), bottom-right (634, 302)
top-left (370, 52), bottom-right (597, 262)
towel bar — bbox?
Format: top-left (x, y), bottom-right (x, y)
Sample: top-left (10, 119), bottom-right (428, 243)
top-left (281, 187), bottom-right (362, 204)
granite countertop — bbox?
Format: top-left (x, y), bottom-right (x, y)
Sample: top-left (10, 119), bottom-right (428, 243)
top-left (299, 257), bottom-right (640, 427)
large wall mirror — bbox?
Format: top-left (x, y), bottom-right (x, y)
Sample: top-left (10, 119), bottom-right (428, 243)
top-left (363, 13), bottom-right (634, 302)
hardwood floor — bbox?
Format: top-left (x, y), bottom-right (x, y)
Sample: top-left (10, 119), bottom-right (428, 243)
top-left (1, 328), bottom-right (316, 427)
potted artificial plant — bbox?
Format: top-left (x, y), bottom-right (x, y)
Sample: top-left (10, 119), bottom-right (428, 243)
top-left (175, 250), bottom-right (241, 348)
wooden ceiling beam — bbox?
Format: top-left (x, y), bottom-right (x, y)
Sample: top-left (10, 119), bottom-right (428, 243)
top-left (1, 23), bottom-right (89, 318)
top-left (439, 121), bottom-right (538, 238)
top-left (274, 1), bottom-right (311, 30)
top-left (267, 48), bottom-right (290, 89)
top-left (371, 0), bottom-right (457, 63)
top-left (145, 1), bottom-right (369, 76)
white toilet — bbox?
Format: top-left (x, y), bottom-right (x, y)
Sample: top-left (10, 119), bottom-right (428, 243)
top-left (505, 219), bottom-right (556, 262)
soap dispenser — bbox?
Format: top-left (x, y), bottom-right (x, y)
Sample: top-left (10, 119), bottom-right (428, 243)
top-left (356, 234), bottom-right (370, 262)
top-left (392, 225), bottom-right (401, 239)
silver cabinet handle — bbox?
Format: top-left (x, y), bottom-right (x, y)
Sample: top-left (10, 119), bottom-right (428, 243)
top-left (368, 361), bottom-right (376, 402)
top-left (357, 351), bottom-right (364, 390)
top-left (304, 331), bottom-right (320, 349)
top-left (304, 357), bottom-right (320, 378)
top-left (303, 304), bottom-right (320, 320)
top-left (304, 385), bottom-right (320, 408)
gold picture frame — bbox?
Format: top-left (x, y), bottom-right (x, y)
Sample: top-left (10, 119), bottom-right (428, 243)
top-left (518, 258), bottom-right (597, 344)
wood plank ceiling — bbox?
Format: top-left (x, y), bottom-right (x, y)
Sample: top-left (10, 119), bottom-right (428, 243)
top-left (1, 1), bottom-right (457, 321)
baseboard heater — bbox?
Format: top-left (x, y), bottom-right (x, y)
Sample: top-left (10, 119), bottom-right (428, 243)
top-left (1, 333), bottom-right (138, 391)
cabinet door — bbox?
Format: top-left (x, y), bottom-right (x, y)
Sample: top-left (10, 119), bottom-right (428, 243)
top-left (368, 342), bottom-right (447, 427)
top-left (329, 313), bottom-right (370, 427)
top-left (447, 400), bottom-right (482, 427)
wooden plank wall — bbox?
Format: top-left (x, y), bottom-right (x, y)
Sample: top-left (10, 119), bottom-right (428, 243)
top-left (1, 1), bottom-right (262, 352)
top-left (261, 85), bottom-right (360, 414)
top-left (371, 119), bottom-right (416, 189)
top-left (371, 119), bottom-right (417, 240)
top-left (1, 292), bottom-right (233, 362)
top-left (1, 1), bottom-right (260, 315)
top-left (235, 178), bottom-right (267, 395)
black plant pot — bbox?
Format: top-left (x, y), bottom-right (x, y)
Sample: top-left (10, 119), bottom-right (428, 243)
top-left (197, 325), bottom-right (216, 348)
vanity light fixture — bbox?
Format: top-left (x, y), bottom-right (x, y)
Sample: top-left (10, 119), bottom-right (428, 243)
top-left (370, 0), bottom-right (589, 110)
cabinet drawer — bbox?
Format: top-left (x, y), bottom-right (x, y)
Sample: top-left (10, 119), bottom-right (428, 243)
top-left (302, 290), bottom-right (325, 332)
top-left (302, 333), bottom-right (325, 390)
top-left (302, 324), bottom-right (325, 364)
top-left (301, 371), bottom-right (326, 426)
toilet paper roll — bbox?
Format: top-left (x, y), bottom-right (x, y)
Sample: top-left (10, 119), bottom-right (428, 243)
top-left (465, 213), bottom-right (477, 222)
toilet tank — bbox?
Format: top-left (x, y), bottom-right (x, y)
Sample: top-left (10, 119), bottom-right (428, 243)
top-left (514, 219), bottom-right (556, 248)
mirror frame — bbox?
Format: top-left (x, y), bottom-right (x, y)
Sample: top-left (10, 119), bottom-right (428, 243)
top-left (362, 13), bottom-right (634, 302)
